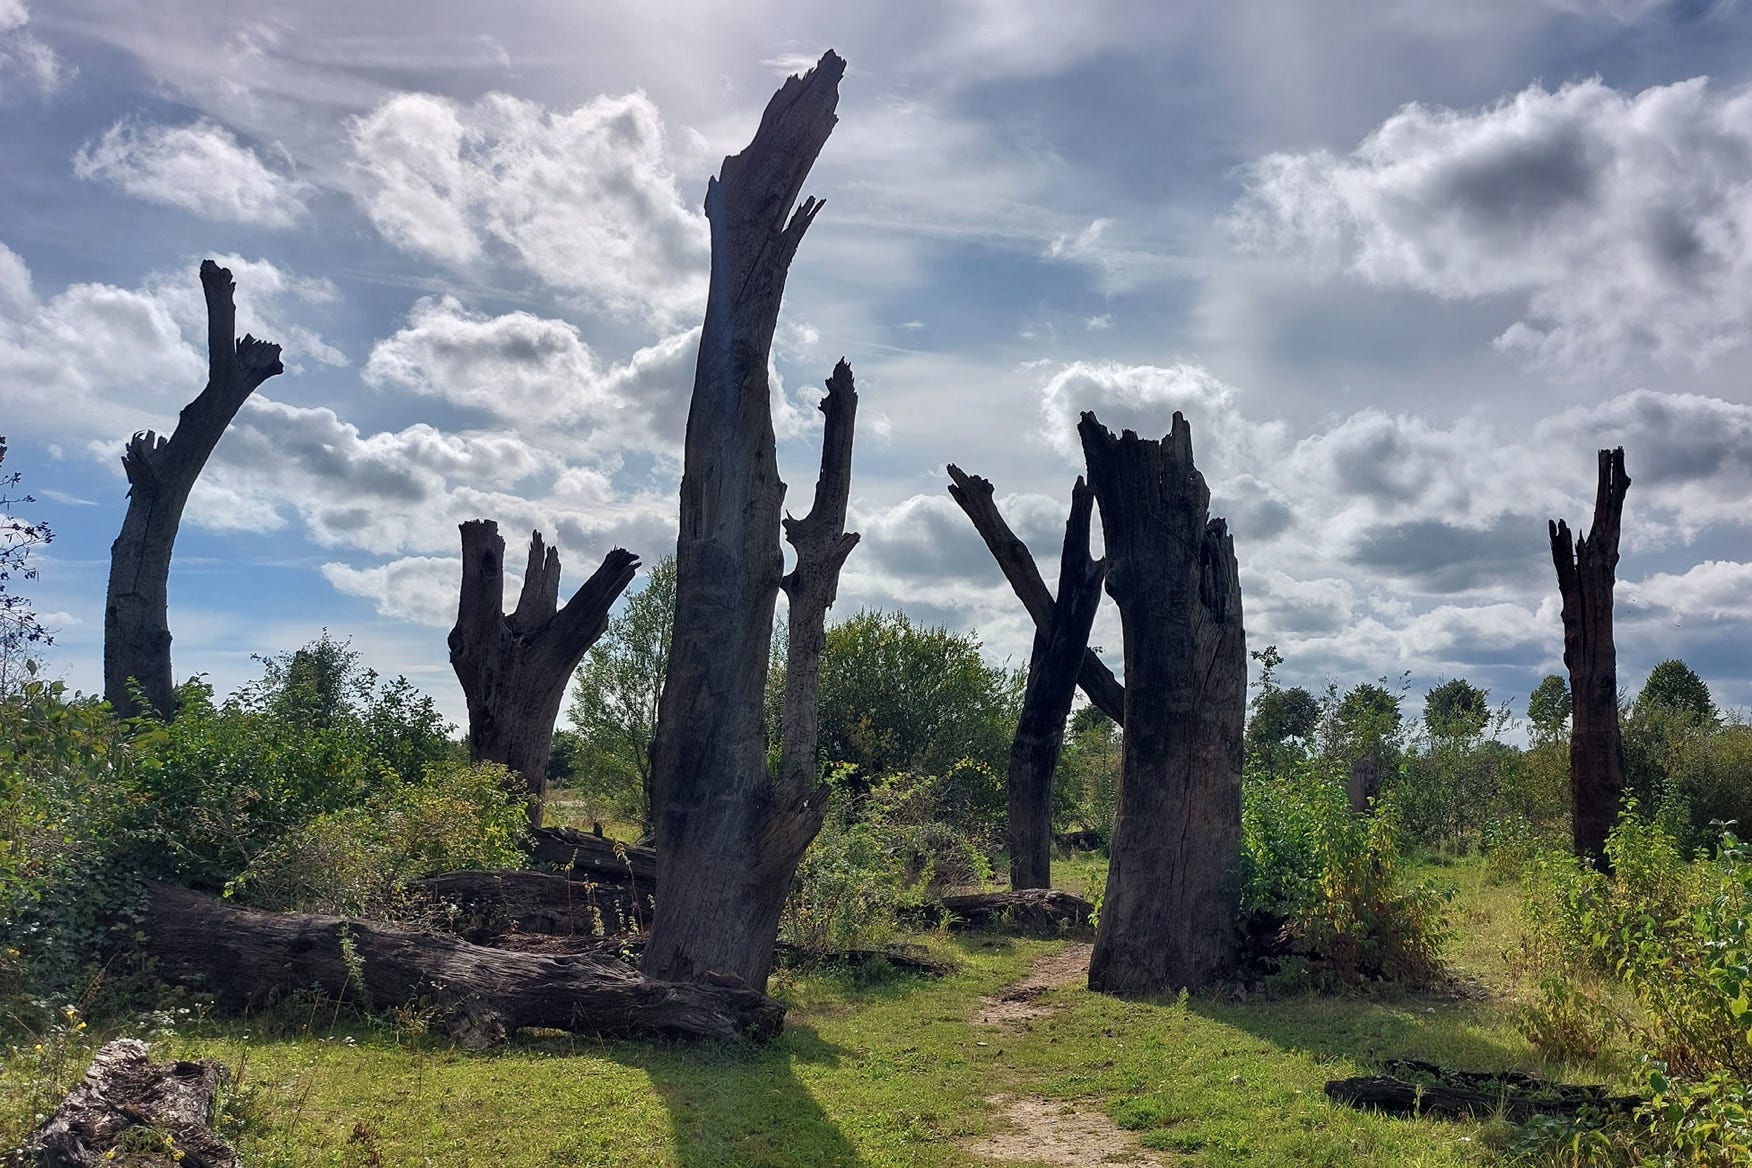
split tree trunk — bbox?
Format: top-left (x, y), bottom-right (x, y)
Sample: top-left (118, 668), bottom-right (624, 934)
top-left (1007, 478), bottom-right (1106, 889)
top-left (1080, 412), bottom-right (1247, 995)
top-left (104, 261), bottom-right (282, 720)
top-left (23, 1039), bottom-right (237, 1168)
top-left (641, 51), bottom-right (847, 992)
top-left (947, 464), bottom-right (1125, 724)
top-left (450, 522), bottom-right (638, 825)
top-left (1549, 447), bottom-right (1630, 869)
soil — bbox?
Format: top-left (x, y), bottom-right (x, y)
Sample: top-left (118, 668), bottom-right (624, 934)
top-left (973, 942), bottom-right (1092, 1026)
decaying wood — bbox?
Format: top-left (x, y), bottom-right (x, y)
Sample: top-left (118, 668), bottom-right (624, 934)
top-left (1549, 448), bottom-right (1630, 868)
top-left (450, 522), bottom-right (638, 825)
top-left (1007, 477), bottom-right (1106, 889)
top-left (411, 868), bottom-right (650, 940)
top-left (526, 825), bottom-right (658, 884)
top-left (916, 889), bottom-right (1096, 936)
top-left (642, 51), bottom-right (847, 993)
top-left (143, 882), bottom-right (784, 1047)
top-left (104, 261), bottom-right (282, 720)
top-left (22, 1039), bottom-right (237, 1168)
top-left (1326, 1059), bottom-right (1641, 1122)
top-left (1347, 747), bottom-right (1382, 815)
top-left (1081, 412), bottom-right (1246, 996)
top-left (945, 464), bottom-right (1126, 725)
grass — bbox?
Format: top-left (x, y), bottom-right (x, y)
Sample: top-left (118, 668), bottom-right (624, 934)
top-left (1, 854), bottom-right (1632, 1167)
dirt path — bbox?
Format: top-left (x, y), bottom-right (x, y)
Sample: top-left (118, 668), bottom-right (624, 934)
top-left (972, 942), bottom-right (1092, 1026)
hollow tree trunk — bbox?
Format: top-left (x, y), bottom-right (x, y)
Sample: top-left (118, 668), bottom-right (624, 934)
top-left (641, 51), bottom-right (846, 992)
top-left (23, 1039), bottom-right (237, 1168)
top-left (1549, 447), bottom-right (1630, 869)
top-left (104, 261), bottom-right (282, 720)
top-left (450, 522), bottom-right (638, 825)
top-left (1080, 412), bottom-right (1246, 995)
top-left (1007, 477), bottom-right (1106, 889)
top-left (947, 464), bottom-right (1126, 725)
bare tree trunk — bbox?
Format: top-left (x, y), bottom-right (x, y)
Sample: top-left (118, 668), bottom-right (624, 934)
top-left (1007, 477), bottom-right (1106, 889)
top-left (104, 261), bottom-right (282, 720)
top-left (1347, 747), bottom-right (1382, 815)
top-left (1549, 447), bottom-right (1630, 869)
top-left (1080, 412), bottom-right (1246, 995)
top-left (450, 522), bottom-right (638, 826)
top-left (946, 464), bottom-right (1125, 724)
top-left (641, 52), bottom-right (846, 992)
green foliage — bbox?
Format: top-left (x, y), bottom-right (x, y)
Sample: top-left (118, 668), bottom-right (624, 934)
top-left (1247, 687), bottom-right (1320, 774)
top-left (0, 436), bottom-right (55, 694)
top-left (1054, 706), bottom-right (1120, 838)
top-left (1527, 674), bottom-right (1570, 744)
top-left (1636, 658), bottom-right (1717, 725)
top-left (1423, 677), bottom-right (1490, 742)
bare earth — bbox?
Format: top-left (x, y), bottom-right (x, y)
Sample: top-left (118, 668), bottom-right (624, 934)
top-left (972, 942), bottom-right (1093, 1026)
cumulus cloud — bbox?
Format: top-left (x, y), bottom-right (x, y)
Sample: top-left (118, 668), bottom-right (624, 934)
top-left (0, 0), bottom-right (63, 98)
top-left (74, 118), bottom-right (312, 227)
top-left (1231, 76), bottom-right (1752, 373)
top-left (322, 557), bottom-right (466, 628)
top-left (349, 89), bottom-right (709, 323)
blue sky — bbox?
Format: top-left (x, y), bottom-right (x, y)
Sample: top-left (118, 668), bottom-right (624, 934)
top-left (5, 0), bottom-right (1752, 730)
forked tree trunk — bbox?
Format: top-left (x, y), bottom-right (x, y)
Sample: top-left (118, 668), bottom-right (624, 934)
top-left (104, 261), bottom-right (282, 720)
top-left (1007, 477), bottom-right (1106, 889)
top-left (1080, 412), bottom-right (1246, 995)
top-left (947, 464), bottom-right (1126, 724)
top-left (1549, 447), bottom-right (1630, 869)
top-left (450, 522), bottom-right (638, 826)
top-left (641, 51), bottom-right (847, 992)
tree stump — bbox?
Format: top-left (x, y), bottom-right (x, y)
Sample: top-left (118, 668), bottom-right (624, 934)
top-left (22, 1039), bottom-right (237, 1168)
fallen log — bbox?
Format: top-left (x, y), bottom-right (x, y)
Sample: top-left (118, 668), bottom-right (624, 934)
top-left (142, 882), bottom-right (783, 1047)
top-left (909, 889), bottom-right (1095, 936)
top-left (527, 825), bottom-right (658, 885)
top-left (412, 868), bottom-right (650, 940)
top-left (22, 1038), bottom-right (237, 1168)
top-left (1326, 1059), bottom-right (1642, 1122)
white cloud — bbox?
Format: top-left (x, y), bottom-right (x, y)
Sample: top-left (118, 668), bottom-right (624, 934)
top-left (74, 118), bottom-right (312, 227)
top-left (1231, 76), bottom-right (1752, 374)
top-left (322, 556), bottom-right (465, 628)
top-left (349, 89), bottom-right (709, 323)
top-left (0, 0), bottom-right (63, 98)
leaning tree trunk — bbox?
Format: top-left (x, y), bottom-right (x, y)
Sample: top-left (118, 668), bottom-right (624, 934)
top-left (450, 522), bottom-right (638, 826)
top-left (641, 51), bottom-right (847, 992)
top-left (1549, 447), bottom-right (1630, 869)
top-left (1007, 477), bottom-right (1106, 889)
top-left (104, 261), bottom-right (282, 720)
top-left (947, 464), bottom-right (1126, 724)
top-left (1080, 412), bottom-right (1246, 995)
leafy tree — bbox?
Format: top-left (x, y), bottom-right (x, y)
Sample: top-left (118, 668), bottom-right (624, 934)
top-left (1528, 674), bottom-right (1571, 744)
top-left (564, 555), bottom-right (676, 830)
top-left (1056, 705), bottom-right (1121, 837)
top-left (0, 437), bottom-right (54, 693)
top-left (1249, 687), bottom-right (1320, 764)
top-left (1635, 659), bottom-right (1716, 725)
top-left (1423, 678), bottom-right (1490, 742)
top-left (1327, 680), bottom-right (1404, 761)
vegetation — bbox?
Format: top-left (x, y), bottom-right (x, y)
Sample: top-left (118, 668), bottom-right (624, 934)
top-left (0, 437), bottom-right (53, 694)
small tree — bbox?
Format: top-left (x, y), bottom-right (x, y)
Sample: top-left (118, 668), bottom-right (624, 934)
top-left (1635, 659), bottom-right (1716, 725)
top-left (1423, 678), bottom-right (1490, 742)
top-left (0, 436), bottom-right (54, 693)
top-left (1528, 674), bottom-right (1571, 745)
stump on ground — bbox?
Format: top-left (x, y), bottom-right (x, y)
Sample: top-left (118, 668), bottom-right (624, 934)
top-left (927, 889), bottom-right (1095, 936)
top-left (412, 868), bottom-right (649, 940)
top-left (1326, 1059), bottom-right (1642, 1122)
top-left (22, 1039), bottom-right (237, 1168)
top-left (526, 825), bottom-right (658, 884)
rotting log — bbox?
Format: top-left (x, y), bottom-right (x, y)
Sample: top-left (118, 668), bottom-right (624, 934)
top-left (1081, 412), bottom-right (1246, 996)
top-left (1006, 477), bottom-right (1105, 889)
top-left (143, 882), bottom-right (785, 1047)
top-left (1346, 747), bottom-right (1382, 815)
top-left (450, 522), bottom-right (638, 825)
top-left (911, 889), bottom-right (1095, 936)
top-left (1549, 448), bottom-right (1630, 869)
top-left (1326, 1059), bottom-right (1641, 1122)
top-left (526, 825), bottom-right (657, 884)
top-left (104, 261), bottom-right (282, 720)
top-left (641, 51), bottom-right (848, 993)
top-left (411, 868), bottom-right (650, 941)
top-left (22, 1039), bottom-right (237, 1168)
top-left (946, 464), bottom-right (1125, 725)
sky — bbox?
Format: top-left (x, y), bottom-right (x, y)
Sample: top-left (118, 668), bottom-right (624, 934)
top-left (4, 0), bottom-right (1752, 733)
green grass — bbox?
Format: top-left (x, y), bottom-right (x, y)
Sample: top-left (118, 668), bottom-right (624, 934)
top-left (2, 856), bottom-right (1631, 1166)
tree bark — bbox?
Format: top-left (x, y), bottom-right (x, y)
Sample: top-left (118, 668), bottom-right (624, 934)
top-left (946, 464), bottom-right (1126, 725)
top-left (526, 825), bottom-right (657, 884)
top-left (143, 882), bottom-right (785, 1047)
top-left (1080, 412), bottom-right (1247, 995)
top-left (1347, 746), bottom-right (1382, 815)
top-left (1007, 477), bottom-right (1106, 889)
top-left (412, 868), bottom-right (649, 940)
top-left (449, 522), bottom-right (638, 826)
top-left (928, 888), bottom-right (1095, 936)
top-left (1549, 447), bottom-right (1630, 869)
top-left (641, 51), bottom-right (846, 992)
top-left (104, 261), bottom-right (282, 720)
top-left (23, 1039), bottom-right (237, 1168)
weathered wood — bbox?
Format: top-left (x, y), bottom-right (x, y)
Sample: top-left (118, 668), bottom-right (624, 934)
top-left (104, 261), bottom-right (282, 720)
top-left (143, 882), bottom-right (784, 1046)
top-left (450, 523), bottom-right (638, 825)
top-left (1347, 747), bottom-right (1382, 815)
top-left (1007, 477), bottom-right (1106, 889)
top-left (23, 1039), bottom-right (237, 1168)
top-left (1326, 1059), bottom-right (1641, 1122)
top-left (526, 825), bottom-right (657, 884)
top-left (1549, 448), bottom-right (1630, 869)
top-left (642, 51), bottom-right (846, 992)
top-left (411, 868), bottom-right (650, 940)
top-left (946, 464), bottom-right (1126, 725)
top-left (1080, 412), bottom-right (1246, 995)
top-left (925, 889), bottom-right (1095, 936)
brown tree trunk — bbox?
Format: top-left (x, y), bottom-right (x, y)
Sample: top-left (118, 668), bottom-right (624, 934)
top-left (1347, 746), bottom-right (1382, 815)
top-left (23, 1039), bottom-right (237, 1168)
top-left (1007, 477), bottom-right (1106, 889)
top-left (947, 464), bottom-right (1126, 724)
top-left (104, 261), bottom-right (282, 720)
top-left (143, 882), bottom-right (784, 1047)
top-left (1549, 447), bottom-right (1630, 869)
top-left (1080, 412), bottom-right (1246, 995)
top-left (641, 52), bottom-right (847, 992)
top-left (449, 522), bottom-right (638, 825)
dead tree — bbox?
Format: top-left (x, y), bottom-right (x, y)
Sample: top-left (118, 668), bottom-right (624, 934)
top-left (640, 51), bottom-right (850, 992)
top-left (1080, 412), bottom-right (1246, 995)
top-left (104, 261), bottom-right (282, 719)
top-left (22, 1039), bottom-right (237, 1168)
top-left (946, 465), bottom-right (1125, 723)
top-left (450, 522), bottom-right (638, 825)
top-left (1006, 478), bottom-right (1106, 889)
top-left (1549, 447), bottom-right (1630, 869)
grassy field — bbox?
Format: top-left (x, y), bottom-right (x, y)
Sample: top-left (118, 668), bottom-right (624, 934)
top-left (2, 854), bottom-right (1622, 1167)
